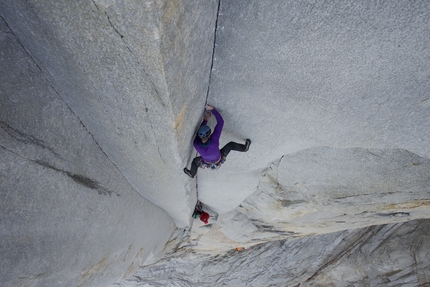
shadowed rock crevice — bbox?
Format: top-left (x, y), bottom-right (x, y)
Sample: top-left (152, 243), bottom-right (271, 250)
top-left (1, 0), bottom-right (219, 284)
top-left (205, 0), bottom-right (221, 101)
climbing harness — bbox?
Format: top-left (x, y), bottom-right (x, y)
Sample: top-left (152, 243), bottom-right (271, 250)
top-left (200, 155), bottom-right (226, 171)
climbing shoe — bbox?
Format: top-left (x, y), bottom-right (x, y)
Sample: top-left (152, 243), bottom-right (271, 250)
top-left (244, 139), bottom-right (251, 152)
top-left (183, 168), bottom-right (194, 178)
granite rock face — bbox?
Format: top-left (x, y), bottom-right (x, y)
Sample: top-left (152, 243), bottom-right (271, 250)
top-left (0, 16), bottom-right (175, 287)
top-left (119, 219), bottom-right (430, 287)
top-left (184, 148), bottom-right (430, 254)
top-left (1, 0), bottom-right (218, 286)
top-left (208, 0), bottom-right (430, 160)
top-left (2, 0), bottom-right (430, 286)
top-left (1, 0), bottom-right (219, 226)
top-left (195, 0), bottom-right (430, 252)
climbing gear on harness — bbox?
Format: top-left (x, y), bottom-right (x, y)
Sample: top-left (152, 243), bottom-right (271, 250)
top-left (197, 125), bottom-right (211, 139)
top-left (207, 162), bottom-right (220, 170)
top-left (201, 155), bottom-right (226, 171)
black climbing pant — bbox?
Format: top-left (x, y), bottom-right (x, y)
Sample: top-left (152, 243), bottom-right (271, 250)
top-left (188, 141), bottom-right (247, 177)
top-left (220, 141), bottom-right (247, 157)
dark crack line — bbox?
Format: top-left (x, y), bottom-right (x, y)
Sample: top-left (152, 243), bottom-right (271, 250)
top-left (205, 0), bottom-right (221, 104)
top-left (377, 211), bottom-right (410, 218)
top-left (1, 16), bottom-right (40, 70)
top-left (139, 65), bottom-right (165, 108)
top-left (94, 5), bottom-right (169, 164)
top-left (101, 7), bottom-right (165, 108)
top-left (35, 159), bottom-right (120, 196)
top-left (1, 143), bottom-right (118, 197)
top-left (1, 15), bottom-right (141, 199)
top-left (305, 225), bottom-right (384, 283)
top-left (98, 9), bottom-right (168, 153)
top-left (404, 149), bottom-right (424, 168)
top-left (123, 44), bottom-right (165, 108)
top-left (104, 11), bottom-right (124, 39)
top-left (0, 120), bottom-right (61, 158)
top-left (367, 223), bottom-right (402, 257)
top-left (91, 0), bottom-right (99, 11)
top-left (101, 4), bottom-right (164, 105)
top-left (141, 108), bottom-right (166, 164)
top-left (93, 0), bottom-right (123, 39)
top-left (334, 193), bottom-right (373, 200)
top-left (366, 149), bottom-right (384, 159)
top-left (0, 16), bottom-right (65, 104)
top-left (157, 145), bottom-right (165, 163)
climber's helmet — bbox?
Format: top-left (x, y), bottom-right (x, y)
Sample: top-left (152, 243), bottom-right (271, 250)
top-left (197, 125), bottom-right (211, 140)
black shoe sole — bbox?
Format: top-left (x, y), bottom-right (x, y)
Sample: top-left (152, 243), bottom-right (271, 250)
top-left (183, 168), bottom-right (194, 178)
top-left (244, 139), bottom-right (251, 152)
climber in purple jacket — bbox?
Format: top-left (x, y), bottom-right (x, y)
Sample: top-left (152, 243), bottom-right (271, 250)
top-left (184, 105), bottom-right (251, 178)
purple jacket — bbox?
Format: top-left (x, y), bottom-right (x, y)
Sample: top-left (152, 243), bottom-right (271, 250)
top-left (193, 109), bottom-right (224, 162)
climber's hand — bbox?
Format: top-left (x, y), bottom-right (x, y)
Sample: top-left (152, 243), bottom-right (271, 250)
top-left (204, 110), bottom-right (212, 121)
top-left (205, 105), bottom-right (214, 111)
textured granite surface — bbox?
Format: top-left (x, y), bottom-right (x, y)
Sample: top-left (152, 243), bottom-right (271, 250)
top-left (196, 0), bottom-right (430, 251)
top-left (1, 0), bottom-right (429, 286)
top-left (0, 16), bottom-right (175, 287)
top-left (1, 0), bottom-right (219, 226)
top-left (119, 220), bottom-right (430, 287)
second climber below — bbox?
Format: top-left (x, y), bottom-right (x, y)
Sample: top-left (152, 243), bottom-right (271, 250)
top-left (184, 104), bottom-right (251, 178)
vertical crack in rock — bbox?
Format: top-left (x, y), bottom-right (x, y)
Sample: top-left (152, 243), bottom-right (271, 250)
top-left (97, 4), bottom-right (166, 108)
top-left (96, 6), bottom-right (168, 164)
top-left (205, 0), bottom-right (221, 103)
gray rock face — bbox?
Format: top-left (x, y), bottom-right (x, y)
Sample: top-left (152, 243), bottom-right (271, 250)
top-left (194, 0), bottom-right (430, 252)
top-left (209, 0), bottom-right (430, 160)
top-left (1, 0), bottom-right (219, 226)
top-left (0, 16), bottom-right (176, 287)
top-left (2, 0), bottom-right (430, 286)
top-left (245, 147), bottom-right (430, 233)
top-left (184, 147), bottom-right (430, 254)
top-left (118, 219), bottom-right (430, 287)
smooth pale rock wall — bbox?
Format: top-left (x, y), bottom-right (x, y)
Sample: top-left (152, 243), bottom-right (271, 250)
top-left (0, 17), bottom-right (175, 287)
top-left (0, 0), bottom-right (219, 226)
top-left (192, 147), bottom-right (430, 253)
top-left (118, 219), bottom-right (430, 287)
top-left (194, 0), bottom-right (430, 251)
